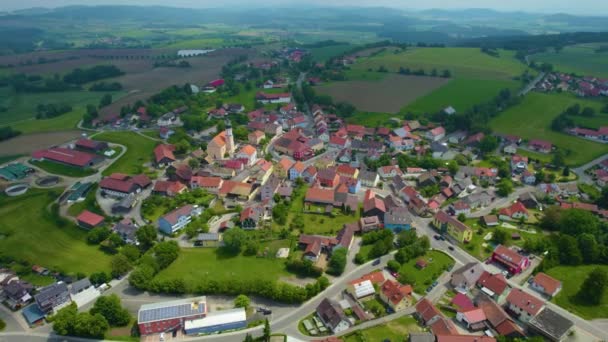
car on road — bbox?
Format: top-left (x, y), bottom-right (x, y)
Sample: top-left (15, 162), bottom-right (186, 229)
top-left (434, 235), bottom-right (440, 240)
top-left (432, 281), bottom-right (439, 287)
top-left (448, 246), bottom-right (455, 251)
top-left (390, 271), bottom-right (399, 278)
top-left (372, 258), bottom-right (381, 266)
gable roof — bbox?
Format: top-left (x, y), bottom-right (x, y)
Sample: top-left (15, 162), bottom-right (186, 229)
top-left (506, 289), bottom-right (544, 316)
top-left (532, 272), bottom-right (562, 295)
top-left (381, 280), bottom-right (412, 305)
top-left (477, 271), bottom-right (508, 296)
top-left (76, 210), bottom-right (104, 226)
top-left (416, 298), bottom-right (441, 323)
top-left (160, 205), bottom-right (195, 226)
top-left (316, 298), bottom-right (347, 330)
top-left (154, 144), bottom-right (176, 163)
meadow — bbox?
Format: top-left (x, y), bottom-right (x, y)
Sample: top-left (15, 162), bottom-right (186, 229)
top-left (530, 44), bottom-right (608, 78)
top-left (0, 189), bottom-right (112, 275)
top-left (342, 316), bottom-right (422, 342)
top-left (350, 47), bottom-right (529, 80)
top-left (490, 92), bottom-right (608, 166)
top-left (315, 74), bottom-right (449, 113)
top-left (309, 43), bottom-right (354, 62)
top-left (546, 265), bottom-right (608, 320)
top-left (398, 250), bottom-right (454, 293)
top-left (95, 131), bottom-right (157, 176)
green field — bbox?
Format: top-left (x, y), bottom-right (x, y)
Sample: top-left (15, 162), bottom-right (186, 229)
top-left (342, 316), bottom-right (422, 342)
top-left (160, 38), bottom-right (228, 49)
top-left (351, 47), bottom-right (529, 80)
top-left (95, 132), bottom-right (156, 176)
top-left (0, 189), bottom-right (112, 275)
top-left (570, 112), bottom-right (608, 130)
top-left (546, 265), bottom-right (608, 319)
top-left (490, 92), bottom-right (608, 166)
top-left (398, 250), bottom-right (454, 293)
top-left (309, 44), bottom-right (354, 62)
top-left (0, 155), bottom-right (23, 165)
top-left (31, 160), bottom-right (96, 177)
top-left (531, 44), bottom-right (608, 78)
top-left (154, 247), bottom-right (292, 291)
top-left (0, 89), bottom-right (124, 133)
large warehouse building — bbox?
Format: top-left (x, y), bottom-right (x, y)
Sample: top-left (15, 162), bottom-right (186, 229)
top-left (184, 308), bottom-right (247, 335)
top-left (137, 297), bottom-right (207, 336)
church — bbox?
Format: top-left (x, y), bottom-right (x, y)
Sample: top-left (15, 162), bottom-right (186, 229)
top-left (206, 119), bottom-right (235, 161)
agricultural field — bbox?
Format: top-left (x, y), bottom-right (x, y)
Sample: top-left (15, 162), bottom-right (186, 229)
top-left (315, 74), bottom-right (449, 113)
top-left (0, 189), bottom-right (112, 276)
top-left (398, 250), bottom-right (454, 294)
top-left (546, 265), bottom-right (608, 319)
top-left (341, 316), bottom-right (422, 342)
top-left (30, 160), bottom-right (96, 177)
top-left (490, 92), bottom-right (608, 166)
top-left (350, 47), bottom-right (529, 80)
top-left (530, 44), bottom-right (608, 78)
top-left (309, 43), bottom-right (354, 62)
top-left (0, 130), bottom-right (81, 157)
top-left (95, 131), bottom-right (157, 176)
top-left (153, 247), bottom-right (292, 291)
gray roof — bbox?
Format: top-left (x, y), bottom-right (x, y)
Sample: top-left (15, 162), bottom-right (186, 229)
top-left (35, 282), bottom-right (68, 304)
top-left (113, 221), bottom-right (138, 239)
top-left (409, 332), bottom-right (435, 342)
top-left (528, 308), bottom-right (573, 340)
top-left (384, 207), bottom-right (413, 226)
top-left (358, 170), bottom-right (378, 182)
top-left (431, 142), bottom-right (449, 153)
top-left (138, 297), bottom-right (207, 324)
top-left (70, 278), bottom-right (92, 294)
top-left (451, 262), bottom-right (485, 289)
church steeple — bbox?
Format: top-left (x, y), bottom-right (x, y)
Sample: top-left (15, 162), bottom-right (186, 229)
top-left (225, 118), bottom-right (235, 156)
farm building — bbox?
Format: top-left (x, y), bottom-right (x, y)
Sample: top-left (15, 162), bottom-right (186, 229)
top-left (0, 163), bottom-right (34, 181)
top-left (74, 138), bottom-right (109, 153)
top-left (76, 210), bottom-right (105, 229)
top-left (31, 148), bottom-right (103, 168)
top-left (138, 297), bottom-right (207, 336)
top-left (255, 92), bottom-right (291, 104)
top-left (184, 308), bottom-right (246, 335)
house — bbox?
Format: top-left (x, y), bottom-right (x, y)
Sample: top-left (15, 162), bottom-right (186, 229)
top-left (154, 144), bottom-right (176, 167)
top-left (400, 186), bottom-right (420, 203)
top-left (477, 271), bottom-right (509, 301)
top-left (433, 211), bottom-right (473, 243)
top-left (305, 187), bottom-right (336, 206)
top-left (336, 164), bottom-right (359, 179)
top-left (218, 181), bottom-right (255, 201)
top-left (506, 289), bottom-right (544, 322)
top-left (415, 298), bottom-right (442, 325)
top-left (347, 279), bottom-right (375, 299)
top-left (456, 307), bottom-right (487, 331)
top-left (476, 295), bottom-right (525, 338)
top-left (112, 219), bottom-right (139, 245)
top-left (436, 336), bottom-right (496, 342)
top-left (384, 207), bottom-right (413, 232)
top-left (190, 176), bottom-right (223, 194)
top-left (519, 192), bottom-right (539, 209)
top-left (451, 262), bottom-right (485, 293)
top-left (527, 308), bottom-right (574, 342)
top-left (99, 173), bottom-right (150, 198)
top-left (153, 180), bottom-right (187, 197)
top-left (409, 333), bottom-right (435, 342)
top-left (76, 210), bottom-right (104, 229)
top-left (379, 280), bottom-right (413, 312)
top-left (255, 92), bottom-right (291, 104)
top-left (158, 205), bottom-right (202, 234)
top-left (481, 215), bottom-right (499, 227)
top-left (289, 161), bottom-right (307, 180)
top-left (353, 170), bottom-right (376, 188)
top-left (359, 216), bottom-right (381, 233)
top-left (498, 202), bottom-right (529, 221)
top-left (363, 190), bottom-right (386, 218)
top-left (138, 297), bottom-right (207, 336)
top-left (31, 147), bottom-right (103, 169)
top-left (299, 235), bottom-right (336, 262)
top-left (528, 139), bottom-right (552, 153)
top-left (504, 144), bottom-right (518, 154)
top-left (378, 165), bottom-right (403, 179)
top-left (417, 172), bottom-right (437, 187)
top-left (240, 206), bottom-right (263, 230)
top-left (522, 170), bottom-right (536, 185)
top-left (452, 201), bottom-right (471, 216)
top-left (464, 132), bottom-right (485, 147)
top-left (409, 197), bottom-right (429, 216)
top-left (248, 130), bottom-right (265, 145)
top-left (276, 156), bottom-right (295, 178)
top-left (511, 155), bottom-right (528, 172)
top-left (317, 168), bottom-right (340, 188)
top-left (2, 281), bottom-right (32, 309)
top-left (491, 245), bottom-right (530, 274)
top-left (159, 127), bottom-right (174, 140)
top-left (426, 127), bottom-right (446, 141)
top-left (451, 293), bottom-right (474, 310)
top-left (195, 233), bottom-right (223, 248)
top-left (429, 317), bottom-right (459, 336)
top-left (75, 138), bottom-right (108, 153)
top-left (316, 298), bottom-right (350, 333)
top-left (464, 191), bottom-right (493, 209)
top-left (236, 145), bottom-right (257, 166)
top-left (35, 282), bottom-right (71, 314)
top-left (207, 129), bottom-right (235, 161)
top-left (531, 273), bottom-right (562, 298)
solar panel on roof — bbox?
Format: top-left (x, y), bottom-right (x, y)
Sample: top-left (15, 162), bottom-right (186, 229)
top-left (138, 299), bottom-right (206, 323)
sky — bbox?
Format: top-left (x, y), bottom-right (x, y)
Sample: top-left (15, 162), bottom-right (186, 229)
top-left (0, 0), bottom-right (607, 15)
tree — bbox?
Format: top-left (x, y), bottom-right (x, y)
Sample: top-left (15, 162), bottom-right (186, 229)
top-left (478, 135), bottom-right (499, 154)
top-left (457, 213), bottom-right (467, 222)
top-left (578, 234), bottom-right (600, 264)
top-left (223, 228), bottom-right (247, 253)
top-left (89, 272), bottom-right (109, 286)
top-left (558, 209), bottom-right (599, 235)
top-left (0, 318), bottom-right (5, 331)
top-left (562, 166), bottom-right (570, 177)
top-left (153, 241), bottom-right (180, 269)
top-left (552, 150), bottom-right (566, 167)
top-left (121, 244), bottom-right (141, 262)
top-left (73, 312), bottom-right (109, 339)
top-left (244, 334), bottom-right (254, 342)
top-left (91, 294), bottom-right (131, 327)
top-left (599, 186), bottom-right (608, 209)
top-left (110, 254), bottom-right (132, 278)
top-left (492, 228), bottom-right (510, 245)
top-left (99, 94), bottom-right (112, 108)
top-left (136, 225), bottom-right (157, 251)
top-left (387, 260), bottom-right (401, 272)
top-left (581, 106), bottom-right (595, 117)
top-left (496, 178), bottom-right (513, 197)
top-left (234, 294), bottom-right (251, 309)
top-left (327, 248), bottom-right (347, 276)
top-left (263, 319), bottom-right (271, 341)
top-left (577, 267), bottom-right (608, 305)
top-left (87, 226), bottom-right (111, 244)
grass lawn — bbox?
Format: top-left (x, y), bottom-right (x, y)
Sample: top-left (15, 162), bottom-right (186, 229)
top-left (300, 209), bottom-right (360, 236)
top-left (341, 316), bottom-right (423, 342)
top-left (399, 250), bottom-right (454, 293)
top-left (309, 43), bottom-right (354, 62)
top-left (490, 92), bottom-right (608, 166)
top-left (95, 131), bottom-right (157, 176)
top-left (545, 265), bottom-right (608, 319)
top-left (346, 111), bottom-right (399, 127)
top-left (350, 47), bottom-right (528, 80)
top-left (31, 160), bottom-right (96, 177)
top-left (0, 189), bottom-right (112, 275)
top-left (461, 218), bottom-right (542, 260)
top-left (570, 112), bottom-right (608, 130)
top-left (224, 86), bottom-right (287, 112)
top-left (402, 78), bottom-right (520, 116)
top-left (0, 154), bottom-right (23, 165)
top-left (154, 248), bottom-right (292, 291)
top-left (530, 44), bottom-right (608, 78)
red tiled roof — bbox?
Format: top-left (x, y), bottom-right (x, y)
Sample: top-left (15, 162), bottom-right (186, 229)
top-left (506, 289), bottom-right (544, 316)
top-left (493, 245), bottom-right (526, 269)
top-left (381, 280), bottom-right (412, 305)
top-left (305, 187), bottom-right (335, 204)
top-left (532, 272), bottom-right (561, 295)
top-left (430, 317), bottom-right (458, 335)
top-left (336, 164), bottom-right (357, 176)
top-left (256, 92), bottom-right (291, 100)
top-left (76, 210), bottom-right (104, 227)
top-left (100, 177), bottom-right (137, 193)
top-left (416, 298), bottom-right (441, 323)
top-left (190, 176), bottom-right (222, 188)
top-left (499, 201), bottom-right (529, 218)
top-left (154, 144), bottom-right (175, 163)
top-left (32, 147), bottom-right (98, 167)
top-left (451, 293), bottom-right (474, 310)
top-left (75, 138), bottom-right (106, 150)
top-left (161, 205), bottom-right (195, 225)
top-left (477, 271), bottom-right (508, 295)
top-left (350, 271), bottom-right (385, 285)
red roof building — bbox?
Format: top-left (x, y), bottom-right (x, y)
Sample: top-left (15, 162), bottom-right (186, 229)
top-left (506, 289), bottom-right (545, 321)
top-left (477, 271), bottom-right (509, 298)
top-left (154, 144), bottom-right (176, 166)
top-left (76, 210), bottom-right (105, 229)
top-left (32, 147), bottom-right (101, 168)
top-left (531, 272), bottom-right (562, 297)
top-left (491, 245), bottom-right (530, 275)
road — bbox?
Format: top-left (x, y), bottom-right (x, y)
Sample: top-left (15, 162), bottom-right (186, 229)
top-left (572, 153), bottom-right (608, 184)
top-left (518, 71), bottom-right (545, 96)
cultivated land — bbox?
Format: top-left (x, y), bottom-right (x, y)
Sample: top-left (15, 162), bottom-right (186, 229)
top-left (315, 74), bottom-right (449, 113)
top-left (531, 44), bottom-right (608, 78)
top-left (0, 130), bottom-right (81, 157)
top-left (0, 189), bottom-right (112, 275)
top-left (490, 92), bottom-right (608, 166)
top-left (342, 316), bottom-right (422, 342)
top-left (309, 43), bottom-right (354, 62)
top-left (95, 131), bottom-right (156, 176)
top-left (546, 265), bottom-right (608, 320)
top-left (153, 247), bottom-right (292, 291)
top-left (350, 47), bottom-right (529, 80)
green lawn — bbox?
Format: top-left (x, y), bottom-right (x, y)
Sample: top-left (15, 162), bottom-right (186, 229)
top-left (402, 78), bottom-right (520, 116)
top-left (67, 184), bottom-right (102, 217)
top-left (490, 92), bottom-right (608, 166)
top-left (309, 44), bottom-right (354, 62)
top-left (95, 131), bottom-right (157, 176)
top-left (154, 248), bottom-right (292, 291)
top-left (399, 250), bottom-right (454, 293)
top-left (346, 112), bottom-right (399, 127)
top-left (0, 154), bottom-right (23, 165)
top-left (224, 86), bottom-right (287, 112)
top-left (0, 189), bottom-right (112, 275)
top-left (31, 160), bottom-right (96, 177)
top-left (570, 112), bottom-right (608, 130)
top-left (350, 47), bottom-right (528, 80)
top-left (546, 265), bottom-right (608, 319)
top-left (530, 44), bottom-right (608, 78)
top-left (21, 273), bottom-right (56, 286)
top-left (160, 38), bottom-right (228, 49)
top-left (300, 208), bottom-right (360, 236)
top-left (461, 219), bottom-right (542, 261)
top-left (341, 316), bottom-right (423, 342)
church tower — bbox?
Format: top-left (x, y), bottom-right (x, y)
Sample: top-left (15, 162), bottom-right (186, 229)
top-left (225, 118), bottom-right (235, 156)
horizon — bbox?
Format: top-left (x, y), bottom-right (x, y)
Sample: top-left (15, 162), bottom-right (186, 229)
top-left (2, 1), bottom-right (608, 16)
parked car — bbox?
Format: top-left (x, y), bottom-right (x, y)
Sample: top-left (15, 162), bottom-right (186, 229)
top-left (390, 271), bottom-right (399, 278)
top-left (448, 246), bottom-right (455, 251)
top-left (372, 258), bottom-right (381, 266)
top-left (434, 235), bottom-right (440, 240)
